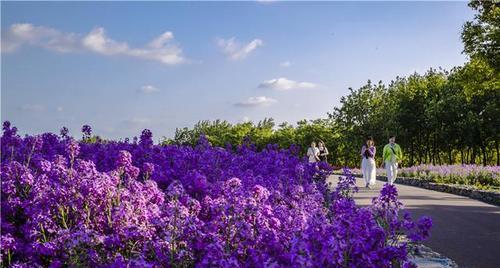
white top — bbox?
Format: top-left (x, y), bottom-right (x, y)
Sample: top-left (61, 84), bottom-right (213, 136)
top-left (307, 147), bottom-right (320, 163)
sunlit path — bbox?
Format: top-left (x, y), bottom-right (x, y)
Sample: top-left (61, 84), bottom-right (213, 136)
top-left (327, 175), bottom-right (500, 268)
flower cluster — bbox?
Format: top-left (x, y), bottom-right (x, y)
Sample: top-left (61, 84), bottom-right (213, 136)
top-left (81, 125), bottom-right (92, 137)
top-left (1, 122), bottom-right (431, 267)
top-left (398, 164), bottom-right (500, 188)
top-left (350, 164), bottom-right (499, 189)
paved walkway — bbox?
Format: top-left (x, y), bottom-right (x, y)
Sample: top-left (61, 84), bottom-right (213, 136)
top-left (327, 175), bottom-right (500, 268)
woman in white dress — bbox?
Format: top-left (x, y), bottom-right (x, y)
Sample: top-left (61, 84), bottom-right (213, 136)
top-left (360, 137), bottom-right (376, 188)
top-left (307, 141), bottom-right (320, 163)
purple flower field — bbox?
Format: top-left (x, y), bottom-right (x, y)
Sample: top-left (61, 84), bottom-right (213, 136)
top-left (1, 122), bottom-right (431, 267)
top-left (349, 164), bottom-right (499, 189)
top-left (398, 165), bottom-right (500, 188)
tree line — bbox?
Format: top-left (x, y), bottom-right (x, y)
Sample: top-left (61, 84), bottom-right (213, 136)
top-left (162, 1), bottom-right (499, 167)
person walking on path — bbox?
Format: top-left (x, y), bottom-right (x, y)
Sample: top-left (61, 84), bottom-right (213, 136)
top-left (361, 136), bottom-right (376, 188)
top-left (318, 141), bottom-right (329, 162)
top-left (307, 141), bottom-right (320, 163)
top-left (383, 135), bottom-right (403, 185)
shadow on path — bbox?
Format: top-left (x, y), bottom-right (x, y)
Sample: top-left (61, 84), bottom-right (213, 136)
top-left (327, 175), bottom-right (500, 268)
top-left (406, 204), bottom-right (500, 268)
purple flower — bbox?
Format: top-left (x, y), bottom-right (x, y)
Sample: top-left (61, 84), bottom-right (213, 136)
top-left (143, 162), bottom-right (155, 174)
top-left (252, 184), bottom-right (270, 202)
top-left (380, 184), bottom-right (399, 202)
top-left (1, 233), bottom-right (16, 251)
top-left (140, 129), bottom-right (153, 147)
top-left (116, 150), bottom-right (132, 168)
top-left (60, 127), bottom-right (69, 138)
top-left (224, 177), bottom-right (242, 191)
top-left (3, 120), bottom-right (11, 130)
top-left (197, 134), bottom-right (211, 149)
top-left (34, 158), bottom-right (52, 173)
top-left (0, 122), bottom-right (432, 267)
top-left (65, 138), bottom-right (80, 160)
top-left (334, 167), bottom-right (358, 199)
top-left (415, 216), bottom-right (433, 240)
top-left (25, 135), bottom-right (43, 151)
top-left (81, 125), bottom-right (92, 137)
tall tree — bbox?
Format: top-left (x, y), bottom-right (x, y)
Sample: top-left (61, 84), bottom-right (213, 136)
top-left (461, 0), bottom-right (500, 70)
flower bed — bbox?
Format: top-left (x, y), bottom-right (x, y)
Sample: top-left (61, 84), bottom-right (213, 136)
top-left (335, 164), bottom-right (500, 205)
top-left (344, 164), bottom-right (500, 191)
top-left (398, 164), bottom-right (500, 190)
top-left (1, 122), bottom-right (431, 267)
top-left (375, 175), bottom-right (500, 206)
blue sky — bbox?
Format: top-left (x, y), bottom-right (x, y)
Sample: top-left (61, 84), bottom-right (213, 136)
top-left (1, 1), bottom-right (473, 140)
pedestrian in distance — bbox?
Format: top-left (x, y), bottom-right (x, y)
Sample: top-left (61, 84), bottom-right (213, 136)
top-left (382, 135), bottom-right (403, 185)
top-left (307, 141), bottom-right (320, 163)
top-left (361, 136), bottom-right (377, 189)
top-left (318, 140), bottom-right (329, 163)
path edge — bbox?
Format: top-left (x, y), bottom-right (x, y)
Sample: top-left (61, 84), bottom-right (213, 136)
top-left (338, 173), bottom-right (500, 206)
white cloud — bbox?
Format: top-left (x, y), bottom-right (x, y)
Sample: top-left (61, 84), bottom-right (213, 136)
top-left (2, 23), bottom-right (187, 65)
top-left (148, 32), bottom-right (174, 49)
top-left (235, 96), bottom-right (277, 107)
top-left (1, 39), bottom-right (20, 53)
top-left (82, 28), bottom-right (129, 55)
top-left (20, 104), bottom-right (45, 112)
top-left (56, 106), bottom-right (64, 112)
top-left (138, 85), bottom-right (160, 94)
top-left (280, 61), bottom-right (291, 67)
top-left (217, 37), bottom-right (263, 60)
top-left (258, 77), bottom-right (317, 90)
top-left (2, 23), bottom-right (80, 53)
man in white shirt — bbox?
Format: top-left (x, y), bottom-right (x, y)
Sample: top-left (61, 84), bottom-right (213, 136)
top-left (383, 136), bottom-right (403, 185)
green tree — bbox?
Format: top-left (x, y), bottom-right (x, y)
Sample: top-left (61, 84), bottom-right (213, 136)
top-left (461, 0), bottom-right (500, 70)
